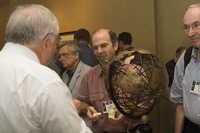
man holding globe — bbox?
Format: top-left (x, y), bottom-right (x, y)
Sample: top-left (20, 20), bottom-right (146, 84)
top-left (77, 29), bottom-right (140, 133)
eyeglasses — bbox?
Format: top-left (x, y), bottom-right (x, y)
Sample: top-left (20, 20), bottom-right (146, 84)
top-left (57, 36), bottom-right (62, 45)
top-left (58, 52), bottom-right (73, 59)
top-left (183, 22), bottom-right (200, 32)
top-left (52, 35), bottom-right (61, 45)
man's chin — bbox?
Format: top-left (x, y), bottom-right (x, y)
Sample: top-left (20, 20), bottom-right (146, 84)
top-left (191, 42), bottom-right (200, 48)
top-left (62, 64), bottom-right (67, 69)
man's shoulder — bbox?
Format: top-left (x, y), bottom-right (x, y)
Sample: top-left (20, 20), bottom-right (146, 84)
top-left (84, 64), bottom-right (101, 75)
top-left (28, 62), bottom-right (61, 83)
top-left (78, 61), bottom-right (92, 72)
top-left (165, 59), bottom-right (175, 67)
top-left (81, 47), bottom-right (94, 53)
top-left (79, 61), bottom-right (91, 68)
top-left (1, 54), bottom-right (64, 94)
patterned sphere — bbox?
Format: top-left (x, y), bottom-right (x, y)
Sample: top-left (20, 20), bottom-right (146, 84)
top-left (107, 50), bottom-right (168, 119)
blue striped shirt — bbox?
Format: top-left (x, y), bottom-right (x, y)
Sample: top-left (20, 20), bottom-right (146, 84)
top-left (171, 47), bottom-right (200, 124)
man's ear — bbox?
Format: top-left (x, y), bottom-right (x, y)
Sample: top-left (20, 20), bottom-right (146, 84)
top-left (114, 41), bottom-right (118, 51)
top-left (74, 38), bottom-right (77, 44)
top-left (41, 36), bottom-right (51, 54)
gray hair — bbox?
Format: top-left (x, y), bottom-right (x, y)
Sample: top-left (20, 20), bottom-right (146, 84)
top-left (5, 4), bottom-right (59, 45)
top-left (59, 42), bottom-right (82, 58)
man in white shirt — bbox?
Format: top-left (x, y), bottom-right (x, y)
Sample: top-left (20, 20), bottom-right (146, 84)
top-left (0, 4), bottom-right (91, 133)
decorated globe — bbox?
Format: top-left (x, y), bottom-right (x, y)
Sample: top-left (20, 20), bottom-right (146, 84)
top-left (106, 50), bottom-right (168, 119)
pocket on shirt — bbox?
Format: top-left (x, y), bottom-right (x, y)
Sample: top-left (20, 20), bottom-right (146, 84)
top-left (89, 92), bottom-right (104, 101)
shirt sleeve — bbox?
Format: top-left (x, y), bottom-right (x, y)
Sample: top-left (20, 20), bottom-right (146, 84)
top-left (170, 53), bottom-right (185, 103)
top-left (34, 81), bottom-right (92, 133)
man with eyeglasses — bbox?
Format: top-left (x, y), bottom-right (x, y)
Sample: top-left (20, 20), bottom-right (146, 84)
top-left (0, 4), bottom-right (91, 133)
top-left (171, 3), bottom-right (200, 133)
top-left (59, 42), bottom-right (91, 100)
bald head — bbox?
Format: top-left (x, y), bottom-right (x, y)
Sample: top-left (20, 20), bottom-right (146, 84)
top-left (92, 29), bottom-right (118, 47)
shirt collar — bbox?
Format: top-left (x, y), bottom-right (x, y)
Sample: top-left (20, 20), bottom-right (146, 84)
top-left (66, 70), bottom-right (74, 76)
top-left (96, 64), bottom-right (106, 77)
top-left (1, 42), bottom-right (40, 64)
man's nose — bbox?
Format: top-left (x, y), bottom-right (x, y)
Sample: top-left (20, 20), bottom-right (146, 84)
top-left (97, 47), bottom-right (103, 53)
top-left (59, 56), bottom-right (64, 62)
top-left (188, 27), bottom-right (195, 37)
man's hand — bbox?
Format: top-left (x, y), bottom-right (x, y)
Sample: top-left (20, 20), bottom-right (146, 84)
top-left (108, 113), bottom-right (124, 123)
top-left (108, 106), bottom-right (130, 123)
top-left (86, 106), bottom-right (102, 122)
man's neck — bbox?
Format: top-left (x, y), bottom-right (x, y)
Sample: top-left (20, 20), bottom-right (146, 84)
top-left (77, 40), bottom-right (88, 44)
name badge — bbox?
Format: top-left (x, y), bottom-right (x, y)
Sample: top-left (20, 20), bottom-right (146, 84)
top-left (190, 81), bottom-right (200, 95)
top-left (101, 100), bottom-right (116, 113)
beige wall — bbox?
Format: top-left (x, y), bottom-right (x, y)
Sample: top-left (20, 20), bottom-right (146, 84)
top-left (1, 0), bottom-right (200, 133)
top-left (0, 0), bottom-right (156, 54)
top-left (1, 0), bottom-right (200, 63)
top-left (156, 0), bottom-right (200, 64)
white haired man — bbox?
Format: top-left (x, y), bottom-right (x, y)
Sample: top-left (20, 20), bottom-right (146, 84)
top-left (171, 3), bottom-right (200, 133)
top-left (0, 4), bottom-right (91, 133)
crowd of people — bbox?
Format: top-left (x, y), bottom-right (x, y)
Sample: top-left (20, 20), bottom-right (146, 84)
top-left (0, 2), bottom-right (200, 133)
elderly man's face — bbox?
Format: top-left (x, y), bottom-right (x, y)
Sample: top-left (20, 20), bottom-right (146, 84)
top-left (184, 7), bottom-right (200, 48)
top-left (92, 29), bottom-right (118, 69)
top-left (59, 45), bottom-right (78, 71)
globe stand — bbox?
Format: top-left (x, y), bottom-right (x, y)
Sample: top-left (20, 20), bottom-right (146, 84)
top-left (136, 115), bottom-right (153, 133)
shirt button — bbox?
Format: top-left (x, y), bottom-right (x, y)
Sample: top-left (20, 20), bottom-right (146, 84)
top-left (198, 98), bottom-right (200, 101)
top-left (197, 114), bottom-right (200, 117)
